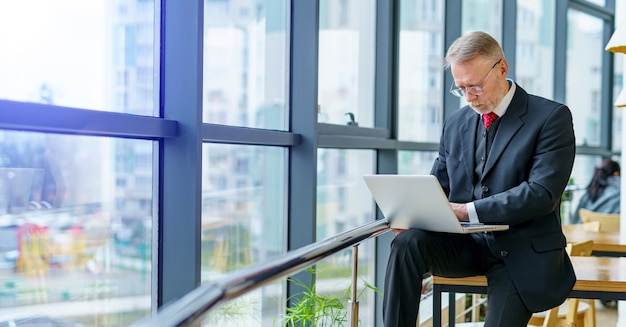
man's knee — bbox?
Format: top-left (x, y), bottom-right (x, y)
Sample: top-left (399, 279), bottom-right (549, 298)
top-left (392, 228), bottom-right (427, 246)
top-left (392, 229), bottom-right (443, 255)
top-left (389, 229), bottom-right (432, 274)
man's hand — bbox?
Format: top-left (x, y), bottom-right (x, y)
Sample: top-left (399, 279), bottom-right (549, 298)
top-left (450, 202), bottom-right (469, 221)
top-left (391, 228), bottom-right (407, 235)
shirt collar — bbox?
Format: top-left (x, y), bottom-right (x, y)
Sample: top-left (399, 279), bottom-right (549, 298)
top-left (491, 79), bottom-right (515, 117)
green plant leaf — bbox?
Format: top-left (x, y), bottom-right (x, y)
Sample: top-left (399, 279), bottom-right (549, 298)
top-left (278, 267), bottom-right (383, 327)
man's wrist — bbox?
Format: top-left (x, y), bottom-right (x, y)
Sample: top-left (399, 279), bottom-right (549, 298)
top-left (467, 202), bottom-right (479, 223)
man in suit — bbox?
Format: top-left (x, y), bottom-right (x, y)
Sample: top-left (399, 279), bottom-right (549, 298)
top-left (383, 31), bottom-right (576, 327)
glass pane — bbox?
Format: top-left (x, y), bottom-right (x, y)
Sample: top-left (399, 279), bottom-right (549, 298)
top-left (201, 144), bottom-right (286, 325)
top-left (0, 131), bottom-right (152, 325)
top-left (516, 0), bottom-right (555, 99)
top-left (397, 0), bottom-right (445, 142)
top-left (614, 0), bottom-right (626, 152)
top-left (316, 149), bottom-right (376, 326)
top-left (567, 155), bottom-right (603, 224)
top-left (566, 10), bottom-right (604, 146)
top-left (462, 0), bottom-right (503, 40)
top-left (398, 151), bottom-right (438, 175)
top-left (203, 1), bottom-right (288, 130)
top-left (311, 243), bottom-right (379, 327)
top-left (459, 0), bottom-right (502, 109)
top-left (614, 53), bottom-right (623, 152)
top-left (318, 0), bottom-right (376, 127)
top-left (202, 284), bottom-right (282, 326)
top-left (0, 1), bottom-right (157, 115)
top-left (585, 0), bottom-right (605, 6)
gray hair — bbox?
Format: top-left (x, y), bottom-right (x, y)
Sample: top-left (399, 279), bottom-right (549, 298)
top-left (444, 31), bottom-right (504, 69)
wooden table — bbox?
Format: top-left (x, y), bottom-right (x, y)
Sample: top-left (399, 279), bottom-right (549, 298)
top-left (563, 229), bottom-right (626, 256)
top-left (432, 256), bottom-right (626, 327)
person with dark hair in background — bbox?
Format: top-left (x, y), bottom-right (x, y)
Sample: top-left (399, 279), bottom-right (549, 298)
top-left (571, 159), bottom-right (620, 224)
top-left (382, 31), bottom-right (576, 327)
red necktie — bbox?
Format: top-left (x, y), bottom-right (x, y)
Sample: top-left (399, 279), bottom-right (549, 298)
top-left (483, 112), bottom-right (499, 129)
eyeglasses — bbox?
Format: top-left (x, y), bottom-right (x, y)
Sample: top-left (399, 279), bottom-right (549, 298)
top-left (449, 59), bottom-right (502, 97)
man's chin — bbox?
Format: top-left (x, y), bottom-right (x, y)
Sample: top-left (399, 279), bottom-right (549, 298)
top-left (472, 103), bottom-right (493, 112)
top-left (469, 103), bottom-right (484, 111)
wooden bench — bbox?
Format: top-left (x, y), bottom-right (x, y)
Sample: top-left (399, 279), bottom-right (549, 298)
top-left (432, 256), bottom-right (626, 327)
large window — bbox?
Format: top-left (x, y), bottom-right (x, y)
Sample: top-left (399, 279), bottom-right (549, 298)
top-left (462, 0), bottom-right (502, 40)
top-left (0, 2), bottom-right (157, 325)
top-left (397, 0), bottom-right (444, 142)
top-left (317, 0), bottom-right (376, 127)
top-left (203, 1), bottom-right (288, 130)
top-left (566, 10), bottom-right (604, 147)
top-left (516, 0), bottom-right (556, 99)
top-left (563, 4), bottom-right (619, 229)
top-left (398, 151), bottom-right (438, 175)
top-left (566, 154), bottom-right (608, 224)
top-left (613, 53), bottom-right (623, 152)
top-left (0, 1), bottom-right (156, 116)
top-left (316, 149), bottom-right (376, 326)
top-left (200, 144), bottom-right (286, 324)
top-left (0, 131), bottom-right (152, 326)
top-left (613, 1), bottom-right (626, 152)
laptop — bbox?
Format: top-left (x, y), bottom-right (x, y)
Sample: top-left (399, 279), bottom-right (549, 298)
top-left (363, 174), bottom-right (509, 234)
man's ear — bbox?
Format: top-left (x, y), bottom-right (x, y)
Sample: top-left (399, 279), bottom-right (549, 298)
top-left (498, 59), bottom-right (509, 76)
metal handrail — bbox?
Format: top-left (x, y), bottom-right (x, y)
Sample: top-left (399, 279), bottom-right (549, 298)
top-left (130, 218), bottom-right (391, 327)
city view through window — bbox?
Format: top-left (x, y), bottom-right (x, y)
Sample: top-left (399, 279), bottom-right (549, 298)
top-left (0, 1), bottom-right (154, 326)
top-left (0, 0), bottom-right (623, 326)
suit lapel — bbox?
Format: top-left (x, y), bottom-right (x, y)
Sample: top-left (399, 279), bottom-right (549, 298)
top-left (482, 86), bottom-right (528, 177)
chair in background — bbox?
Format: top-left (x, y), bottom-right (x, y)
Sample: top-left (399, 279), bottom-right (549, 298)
top-left (562, 221), bottom-right (601, 232)
top-left (578, 208), bottom-right (620, 232)
top-left (565, 239), bottom-right (594, 256)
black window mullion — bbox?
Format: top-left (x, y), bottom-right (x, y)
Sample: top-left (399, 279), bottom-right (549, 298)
top-left (287, 0), bottom-right (319, 306)
top-left (158, 0), bottom-right (204, 307)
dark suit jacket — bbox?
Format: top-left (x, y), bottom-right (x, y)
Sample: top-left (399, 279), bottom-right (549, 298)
top-left (430, 84), bottom-right (576, 313)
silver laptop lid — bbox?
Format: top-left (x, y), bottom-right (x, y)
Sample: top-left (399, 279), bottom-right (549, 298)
top-left (363, 174), bottom-right (508, 233)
